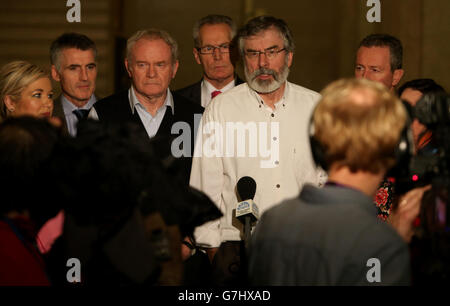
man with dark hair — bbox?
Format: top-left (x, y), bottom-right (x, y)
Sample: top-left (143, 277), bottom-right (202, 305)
top-left (355, 33), bottom-right (406, 221)
top-left (175, 14), bottom-right (243, 108)
top-left (190, 16), bottom-right (324, 285)
top-left (355, 33), bottom-right (404, 91)
top-left (50, 32), bottom-right (98, 136)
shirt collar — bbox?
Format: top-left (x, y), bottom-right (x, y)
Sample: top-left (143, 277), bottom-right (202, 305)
top-left (129, 86), bottom-right (174, 115)
top-left (300, 184), bottom-right (378, 216)
top-left (248, 81), bottom-right (289, 109)
top-left (203, 78), bottom-right (236, 95)
top-left (62, 94), bottom-right (97, 116)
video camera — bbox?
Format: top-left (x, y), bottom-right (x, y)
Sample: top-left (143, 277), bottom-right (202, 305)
top-left (391, 93), bottom-right (450, 233)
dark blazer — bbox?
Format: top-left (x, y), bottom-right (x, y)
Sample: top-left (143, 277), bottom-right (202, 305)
top-left (174, 76), bottom-right (244, 107)
top-left (248, 184), bottom-right (411, 286)
top-left (52, 95), bottom-right (69, 134)
top-left (93, 89), bottom-right (204, 184)
top-left (52, 94), bottom-right (99, 135)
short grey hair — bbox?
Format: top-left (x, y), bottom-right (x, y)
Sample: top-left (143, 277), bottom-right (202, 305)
top-left (192, 15), bottom-right (237, 48)
top-left (126, 29), bottom-right (179, 64)
top-left (238, 16), bottom-right (295, 58)
top-left (50, 32), bottom-right (97, 72)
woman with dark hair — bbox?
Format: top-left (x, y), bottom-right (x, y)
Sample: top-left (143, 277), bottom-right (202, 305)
top-left (374, 79), bottom-right (446, 222)
top-left (0, 117), bottom-right (61, 285)
top-left (398, 78), bottom-right (446, 153)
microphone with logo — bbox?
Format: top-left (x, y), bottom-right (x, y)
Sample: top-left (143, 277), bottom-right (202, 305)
top-left (236, 176), bottom-right (259, 249)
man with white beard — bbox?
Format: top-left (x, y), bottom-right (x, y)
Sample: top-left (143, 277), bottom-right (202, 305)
top-left (189, 16), bottom-right (325, 285)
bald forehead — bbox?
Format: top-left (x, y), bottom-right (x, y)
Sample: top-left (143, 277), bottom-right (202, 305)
top-left (348, 88), bottom-right (378, 106)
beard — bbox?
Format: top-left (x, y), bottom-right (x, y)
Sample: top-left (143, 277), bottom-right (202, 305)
top-left (245, 59), bottom-right (290, 94)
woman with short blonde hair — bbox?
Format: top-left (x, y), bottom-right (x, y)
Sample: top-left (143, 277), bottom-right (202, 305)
top-left (0, 60), bottom-right (54, 121)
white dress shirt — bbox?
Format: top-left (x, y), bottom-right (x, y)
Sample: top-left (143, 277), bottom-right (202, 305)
top-left (190, 81), bottom-right (327, 248)
top-left (200, 78), bottom-right (236, 108)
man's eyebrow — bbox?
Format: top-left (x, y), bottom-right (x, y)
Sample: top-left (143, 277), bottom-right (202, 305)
top-left (246, 45), bottom-right (279, 52)
top-left (32, 89), bottom-right (44, 92)
top-left (264, 45), bottom-right (279, 51)
top-left (66, 64), bottom-right (81, 69)
top-left (86, 62), bottom-right (96, 66)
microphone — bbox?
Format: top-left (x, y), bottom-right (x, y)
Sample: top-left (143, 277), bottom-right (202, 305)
top-left (235, 176), bottom-right (259, 248)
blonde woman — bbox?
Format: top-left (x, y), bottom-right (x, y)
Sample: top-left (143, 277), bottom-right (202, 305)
top-left (0, 61), bottom-right (54, 121)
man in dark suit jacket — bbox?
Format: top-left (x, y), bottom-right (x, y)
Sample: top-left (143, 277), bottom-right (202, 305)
top-left (175, 15), bottom-right (244, 108)
top-left (50, 33), bottom-right (98, 136)
top-left (90, 28), bottom-right (208, 285)
top-left (90, 29), bottom-right (203, 184)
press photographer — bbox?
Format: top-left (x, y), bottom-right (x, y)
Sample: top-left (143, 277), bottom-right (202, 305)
top-left (392, 79), bottom-right (450, 284)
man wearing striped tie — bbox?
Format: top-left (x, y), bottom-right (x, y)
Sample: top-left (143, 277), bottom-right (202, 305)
top-left (50, 32), bottom-right (98, 137)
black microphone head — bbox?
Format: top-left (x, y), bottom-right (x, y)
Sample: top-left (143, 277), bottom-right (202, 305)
top-left (237, 176), bottom-right (256, 201)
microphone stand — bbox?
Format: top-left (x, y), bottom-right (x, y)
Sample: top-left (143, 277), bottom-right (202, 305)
top-left (244, 216), bottom-right (251, 250)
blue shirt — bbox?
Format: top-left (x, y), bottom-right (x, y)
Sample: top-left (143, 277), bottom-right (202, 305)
top-left (128, 86), bottom-right (174, 138)
top-left (62, 94), bottom-right (97, 137)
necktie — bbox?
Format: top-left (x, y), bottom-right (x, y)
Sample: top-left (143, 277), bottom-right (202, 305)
top-left (211, 90), bottom-right (222, 99)
top-left (73, 109), bottom-right (90, 121)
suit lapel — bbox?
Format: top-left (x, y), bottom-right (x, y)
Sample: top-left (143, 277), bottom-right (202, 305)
top-left (192, 81), bottom-right (202, 106)
top-left (53, 95), bottom-right (69, 135)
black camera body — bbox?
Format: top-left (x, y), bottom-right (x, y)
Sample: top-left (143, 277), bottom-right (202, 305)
top-left (393, 93), bottom-right (450, 233)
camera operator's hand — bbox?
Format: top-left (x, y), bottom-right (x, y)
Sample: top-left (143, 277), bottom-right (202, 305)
top-left (388, 185), bottom-right (431, 243)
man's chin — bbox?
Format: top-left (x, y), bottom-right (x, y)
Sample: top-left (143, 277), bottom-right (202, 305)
top-left (248, 79), bottom-right (281, 93)
top-left (73, 89), bottom-right (94, 100)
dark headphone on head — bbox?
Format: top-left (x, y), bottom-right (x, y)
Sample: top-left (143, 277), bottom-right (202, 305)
top-left (308, 106), bottom-right (414, 174)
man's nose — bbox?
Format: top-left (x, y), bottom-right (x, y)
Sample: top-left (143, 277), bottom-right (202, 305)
top-left (213, 47), bottom-right (223, 60)
top-left (79, 68), bottom-right (88, 81)
top-left (147, 65), bottom-right (156, 77)
top-left (258, 52), bottom-right (269, 67)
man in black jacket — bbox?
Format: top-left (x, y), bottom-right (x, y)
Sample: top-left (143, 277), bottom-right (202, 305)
top-left (175, 15), bottom-right (244, 108)
top-left (88, 29), bottom-right (210, 285)
top-left (90, 29), bottom-right (203, 183)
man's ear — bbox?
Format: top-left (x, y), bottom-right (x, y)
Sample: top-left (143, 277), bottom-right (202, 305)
top-left (51, 65), bottom-right (60, 82)
top-left (124, 58), bottom-right (132, 77)
top-left (193, 48), bottom-right (201, 65)
top-left (172, 60), bottom-right (179, 79)
top-left (392, 69), bottom-right (404, 87)
top-left (287, 51), bottom-right (293, 68)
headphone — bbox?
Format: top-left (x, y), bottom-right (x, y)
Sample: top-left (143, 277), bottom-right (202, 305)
top-left (308, 107), bottom-right (414, 173)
